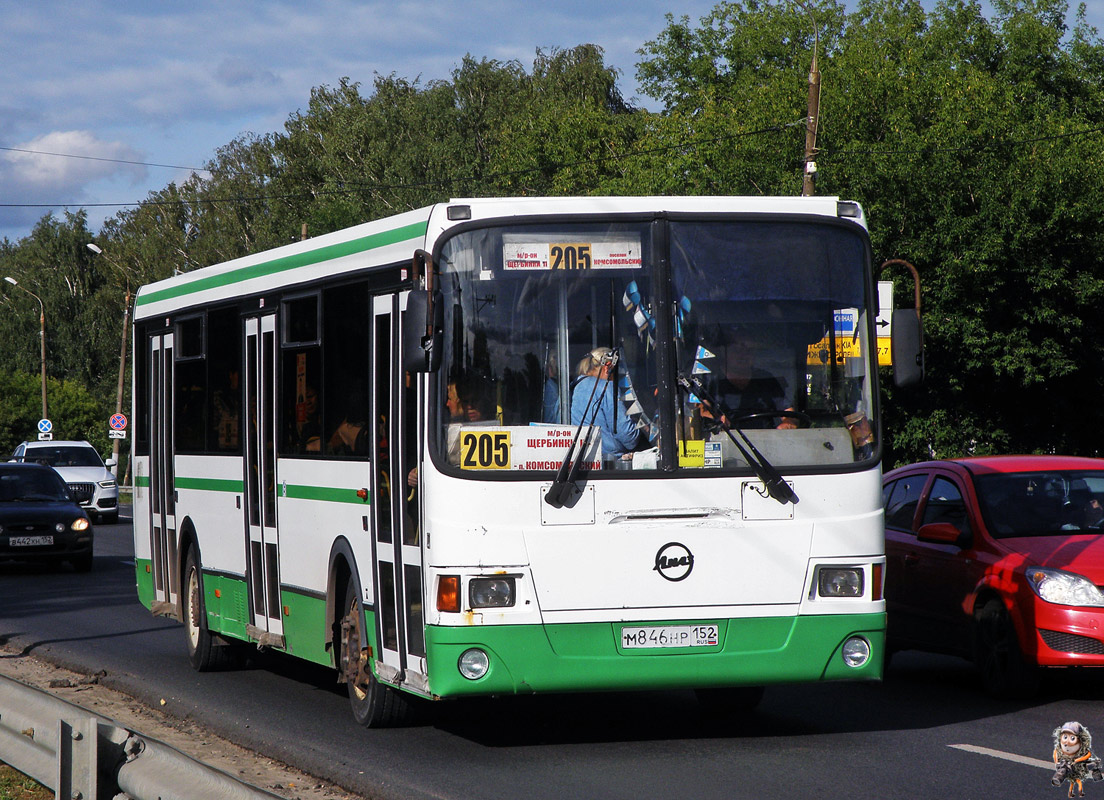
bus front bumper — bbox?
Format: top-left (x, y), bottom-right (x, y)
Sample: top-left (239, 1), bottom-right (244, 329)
top-left (423, 613), bottom-right (885, 698)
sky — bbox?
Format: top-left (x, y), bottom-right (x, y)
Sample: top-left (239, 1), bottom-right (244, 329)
top-left (2, 0), bottom-right (1101, 244)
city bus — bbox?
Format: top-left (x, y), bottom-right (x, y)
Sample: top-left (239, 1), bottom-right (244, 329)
top-left (131, 196), bottom-right (921, 726)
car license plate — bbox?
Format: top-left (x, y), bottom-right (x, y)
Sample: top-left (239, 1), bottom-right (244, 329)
top-left (9, 535), bottom-right (54, 547)
top-left (621, 624), bottom-right (719, 649)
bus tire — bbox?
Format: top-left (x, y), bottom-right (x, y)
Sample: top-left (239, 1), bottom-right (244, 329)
top-left (341, 582), bottom-right (414, 727)
top-left (184, 548), bottom-right (239, 671)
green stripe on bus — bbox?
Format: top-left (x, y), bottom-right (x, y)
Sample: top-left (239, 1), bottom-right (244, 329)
top-left (135, 475), bottom-right (150, 488)
top-left (136, 220), bottom-right (428, 306)
top-left (175, 476), bottom-right (245, 493)
top-left (165, 475), bottom-right (368, 504)
top-left (282, 484), bottom-right (370, 504)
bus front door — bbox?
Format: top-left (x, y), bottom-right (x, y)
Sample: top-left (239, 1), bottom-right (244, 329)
top-left (148, 331), bottom-right (178, 616)
top-left (244, 314), bottom-right (283, 646)
top-left (370, 295), bottom-right (427, 693)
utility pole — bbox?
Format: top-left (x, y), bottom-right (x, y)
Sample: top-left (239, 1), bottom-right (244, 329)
top-left (801, 6), bottom-right (821, 197)
top-left (87, 243), bottom-right (132, 478)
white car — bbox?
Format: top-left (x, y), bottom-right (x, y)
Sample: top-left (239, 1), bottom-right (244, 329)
top-left (11, 440), bottom-right (119, 524)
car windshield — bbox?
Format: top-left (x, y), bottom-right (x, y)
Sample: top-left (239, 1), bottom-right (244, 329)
top-left (974, 470), bottom-right (1104, 537)
top-left (0, 471), bottom-right (70, 502)
top-left (23, 446), bottom-right (102, 468)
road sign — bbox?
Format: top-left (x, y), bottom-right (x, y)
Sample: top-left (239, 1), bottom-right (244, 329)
top-left (38, 418), bottom-right (52, 433)
top-left (876, 281), bottom-right (893, 366)
top-left (109, 430), bottom-right (126, 439)
top-left (109, 413), bottom-right (128, 431)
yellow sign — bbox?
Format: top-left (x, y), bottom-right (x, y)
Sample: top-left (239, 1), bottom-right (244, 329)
top-left (677, 440), bottom-right (705, 468)
top-left (805, 336), bottom-right (892, 367)
top-left (459, 430), bottom-right (512, 470)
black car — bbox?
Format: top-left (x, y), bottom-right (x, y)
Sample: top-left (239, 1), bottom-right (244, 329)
top-left (0, 462), bottom-right (93, 571)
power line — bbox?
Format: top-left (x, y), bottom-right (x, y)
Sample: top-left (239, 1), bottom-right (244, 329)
top-left (0, 144), bottom-right (209, 173)
top-left (0, 122), bottom-right (802, 210)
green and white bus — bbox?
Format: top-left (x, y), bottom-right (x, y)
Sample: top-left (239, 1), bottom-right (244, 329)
top-left (131, 196), bottom-right (920, 725)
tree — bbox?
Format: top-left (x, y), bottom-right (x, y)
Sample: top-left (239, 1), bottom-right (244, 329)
top-left (635, 0), bottom-right (1104, 465)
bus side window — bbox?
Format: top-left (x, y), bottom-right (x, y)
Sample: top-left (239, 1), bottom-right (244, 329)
top-left (323, 281), bottom-right (372, 459)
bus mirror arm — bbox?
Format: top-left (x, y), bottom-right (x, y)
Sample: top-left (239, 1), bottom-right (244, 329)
top-left (402, 288), bottom-right (443, 373)
top-left (878, 259), bottom-right (925, 388)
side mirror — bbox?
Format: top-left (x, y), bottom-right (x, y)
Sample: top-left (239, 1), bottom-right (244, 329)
top-left (916, 521), bottom-right (963, 545)
top-left (891, 308), bottom-right (924, 387)
top-left (105, 457), bottom-right (118, 468)
top-left (403, 289), bottom-right (443, 373)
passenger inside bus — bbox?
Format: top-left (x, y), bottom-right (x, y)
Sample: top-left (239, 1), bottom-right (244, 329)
top-left (570, 347), bottom-right (639, 458)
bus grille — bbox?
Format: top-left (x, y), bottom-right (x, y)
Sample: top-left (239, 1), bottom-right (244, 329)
top-left (1039, 629), bottom-right (1104, 655)
top-left (67, 483), bottom-right (95, 504)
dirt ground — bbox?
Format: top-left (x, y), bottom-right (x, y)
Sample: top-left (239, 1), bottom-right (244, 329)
top-left (0, 643), bottom-right (361, 800)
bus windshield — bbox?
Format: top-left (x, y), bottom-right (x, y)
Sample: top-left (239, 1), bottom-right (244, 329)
top-left (434, 216), bottom-right (877, 475)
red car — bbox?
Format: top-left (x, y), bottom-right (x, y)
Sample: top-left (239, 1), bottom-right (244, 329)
top-left (883, 455), bottom-right (1104, 696)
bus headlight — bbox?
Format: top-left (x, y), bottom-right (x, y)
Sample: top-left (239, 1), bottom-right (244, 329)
top-left (470, 577), bottom-right (515, 608)
top-left (818, 567), bottom-right (864, 598)
top-left (458, 648), bottom-right (490, 680)
top-left (842, 637), bottom-right (871, 668)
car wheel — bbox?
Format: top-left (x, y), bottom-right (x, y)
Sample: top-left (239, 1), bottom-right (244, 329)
top-left (99, 511), bottom-right (119, 525)
top-left (340, 582), bottom-right (415, 727)
top-left (71, 551), bottom-right (93, 573)
top-left (974, 598), bottom-right (1039, 698)
top-left (184, 548), bottom-right (241, 671)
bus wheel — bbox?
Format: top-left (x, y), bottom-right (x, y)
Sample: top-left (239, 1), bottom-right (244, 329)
top-left (184, 548), bottom-right (239, 671)
top-left (341, 582), bottom-right (414, 727)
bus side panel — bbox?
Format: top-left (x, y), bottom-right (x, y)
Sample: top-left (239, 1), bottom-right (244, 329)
top-left (276, 458), bottom-right (376, 666)
top-left (133, 456), bottom-right (154, 610)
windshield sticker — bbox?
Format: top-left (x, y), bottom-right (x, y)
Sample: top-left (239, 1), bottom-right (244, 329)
top-left (502, 242), bottom-right (642, 271)
top-left (458, 426), bottom-right (603, 470)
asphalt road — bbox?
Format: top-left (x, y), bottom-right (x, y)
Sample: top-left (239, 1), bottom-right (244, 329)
top-left (2, 512), bottom-right (1101, 800)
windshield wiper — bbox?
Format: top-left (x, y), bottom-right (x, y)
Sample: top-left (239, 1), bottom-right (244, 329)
top-left (545, 350), bottom-right (617, 508)
top-left (678, 373), bottom-right (799, 505)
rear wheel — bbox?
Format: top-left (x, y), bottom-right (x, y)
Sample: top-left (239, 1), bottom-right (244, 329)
top-left (184, 548), bottom-right (240, 671)
top-left (341, 582), bottom-right (415, 727)
top-left (974, 598), bottom-right (1039, 698)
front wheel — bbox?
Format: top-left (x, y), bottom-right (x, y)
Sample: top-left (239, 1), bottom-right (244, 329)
top-left (974, 598), bottom-right (1039, 698)
top-left (341, 582), bottom-right (416, 727)
top-left (184, 548), bottom-right (240, 671)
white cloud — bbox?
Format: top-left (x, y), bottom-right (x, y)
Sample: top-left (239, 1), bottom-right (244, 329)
top-left (2, 131), bottom-right (146, 189)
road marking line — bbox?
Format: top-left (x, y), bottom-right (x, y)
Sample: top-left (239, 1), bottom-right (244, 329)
top-left (949, 744), bottom-right (1053, 770)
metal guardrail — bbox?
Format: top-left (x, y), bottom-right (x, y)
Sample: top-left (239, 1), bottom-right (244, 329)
top-left (0, 673), bottom-right (283, 800)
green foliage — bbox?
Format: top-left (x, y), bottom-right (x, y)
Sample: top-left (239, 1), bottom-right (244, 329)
top-left (0, 369), bottom-right (109, 456)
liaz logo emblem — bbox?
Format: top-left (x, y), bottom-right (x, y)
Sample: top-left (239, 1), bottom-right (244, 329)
top-left (653, 542), bottom-right (694, 582)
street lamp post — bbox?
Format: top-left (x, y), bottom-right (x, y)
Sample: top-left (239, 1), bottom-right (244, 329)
top-left (87, 243), bottom-right (132, 478)
top-left (4, 276), bottom-right (47, 422)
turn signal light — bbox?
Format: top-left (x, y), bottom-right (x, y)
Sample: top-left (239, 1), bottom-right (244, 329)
top-left (437, 575), bottom-right (460, 613)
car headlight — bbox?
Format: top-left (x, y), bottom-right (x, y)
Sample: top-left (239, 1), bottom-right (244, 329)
top-left (1026, 567), bottom-right (1104, 607)
top-left (70, 518), bottom-right (91, 532)
top-left (98, 479), bottom-right (116, 489)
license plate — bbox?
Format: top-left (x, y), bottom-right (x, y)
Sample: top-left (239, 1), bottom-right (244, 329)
top-left (621, 624), bottom-right (719, 649)
top-left (9, 535), bottom-right (54, 547)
